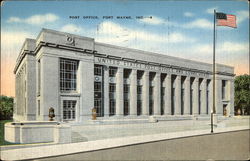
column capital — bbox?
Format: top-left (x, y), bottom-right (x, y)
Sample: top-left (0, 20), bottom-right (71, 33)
top-left (176, 75), bottom-right (181, 80)
top-left (202, 78), bottom-right (207, 83)
top-left (143, 71), bottom-right (149, 76)
top-left (117, 67), bottom-right (123, 73)
top-left (166, 74), bottom-right (171, 79)
top-left (131, 69), bottom-right (137, 75)
top-left (103, 65), bottom-right (109, 71)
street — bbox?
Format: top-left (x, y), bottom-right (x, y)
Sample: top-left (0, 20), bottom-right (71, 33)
top-left (37, 129), bottom-right (249, 160)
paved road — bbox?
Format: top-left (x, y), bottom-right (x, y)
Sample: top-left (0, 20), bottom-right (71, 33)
top-left (38, 130), bottom-right (250, 160)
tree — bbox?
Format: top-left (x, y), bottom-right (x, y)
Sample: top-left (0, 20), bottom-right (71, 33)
top-left (0, 95), bottom-right (14, 120)
top-left (234, 74), bottom-right (250, 115)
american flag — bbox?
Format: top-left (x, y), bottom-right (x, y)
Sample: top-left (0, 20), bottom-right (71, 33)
top-left (216, 12), bottom-right (237, 28)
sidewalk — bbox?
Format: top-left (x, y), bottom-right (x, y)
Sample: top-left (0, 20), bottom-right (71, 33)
top-left (0, 116), bottom-right (249, 160)
top-left (1, 125), bottom-right (249, 160)
top-left (71, 116), bottom-right (249, 142)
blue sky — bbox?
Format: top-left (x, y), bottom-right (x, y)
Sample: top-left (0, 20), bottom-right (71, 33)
top-left (1, 0), bottom-right (249, 96)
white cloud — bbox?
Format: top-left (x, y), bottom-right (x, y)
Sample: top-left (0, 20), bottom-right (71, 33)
top-left (139, 16), bottom-right (165, 25)
top-left (168, 32), bottom-right (195, 43)
top-left (61, 24), bottom-right (83, 33)
top-left (236, 10), bottom-right (249, 24)
top-left (138, 15), bottom-right (178, 27)
top-left (98, 21), bottom-right (125, 35)
top-left (7, 13), bottom-right (59, 25)
top-left (190, 41), bottom-right (249, 56)
top-left (184, 12), bottom-right (194, 17)
top-left (218, 42), bottom-right (249, 53)
top-left (206, 7), bottom-right (218, 14)
top-left (192, 44), bottom-right (212, 54)
top-left (7, 17), bottom-right (22, 23)
top-left (1, 30), bottom-right (34, 51)
top-left (184, 18), bottom-right (213, 29)
top-left (96, 21), bottom-right (195, 44)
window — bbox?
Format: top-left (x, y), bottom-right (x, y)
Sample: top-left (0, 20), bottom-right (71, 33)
top-left (109, 99), bottom-right (116, 116)
top-left (94, 99), bottom-right (103, 117)
top-left (190, 89), bottom-right (193, 114)
top-left (109, 83), bottom-right (116, 99)
top-left (149, 86), bottom-right (154, 95)
top-left (124, 100), bottom-right (129, 115)
top-left (94, 65), bottom-right (102, 76)
top-left (137, 85), bottom-right (142, 100)
top-left (109, 67), bottom-right (117, 77)
top-left (38, 60), bottom-right (41, 95)
top-left (60, 58), bottom-right (78, 91)
top-left (109, 83), bottom-right (116, 93)
top-left (222, 80), bottom-right (226, 99)
top-left (171, 87), bottom-right (175, 115)
top-left (137, 85), bottom-right (142, 94)
top-left (149, 100), bottom-right (154, 115)
top-left (149, 86), bottom-right (153, 100)
top-left (94, 82), bottom-right (102, 92)
top-left (161, 87), bottom-right (165, 96)
top-left (181, 89), bottom-right (184, 115)
top-left (161, 87), bottom-right (165, 115)
top-left (207, 80), bottom-right (210, 114)
top-left (124, 84), bottom-right (130, 93)
top-left (199, 89), bottom-right (201, 114)
top-left (63, 100), bottom-right (76, 120)
top-left (207, 90), bottom-right (209, 114)
top-left (94, 82), bottom-right (102, 98)
top-left (137, 100), bottom-right (142, 115)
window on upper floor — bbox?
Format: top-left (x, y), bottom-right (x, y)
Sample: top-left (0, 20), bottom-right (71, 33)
top-left (94, 65), bottom-right (102, 76)
top-left (109, 67), bottom-right (117, 77)
top-left (60, 58), bottom-right (78, 92)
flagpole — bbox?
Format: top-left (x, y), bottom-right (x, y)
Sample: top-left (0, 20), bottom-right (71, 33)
top-left (211, 9), bottom-right (216, 133)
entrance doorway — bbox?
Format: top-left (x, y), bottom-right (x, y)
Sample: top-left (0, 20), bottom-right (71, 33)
top-left (223, 104), bottom-right (227, 116)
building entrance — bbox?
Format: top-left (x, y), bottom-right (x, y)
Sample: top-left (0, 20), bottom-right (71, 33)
top-left (223, 104), bottom-right (227, 116)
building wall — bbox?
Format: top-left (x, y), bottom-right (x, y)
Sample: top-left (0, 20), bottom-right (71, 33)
top-left (14, 61), bottom-right (26, 121)
top-left (40, 55), bottom-right (60, 121)
top-left (13, 29), bottom-right (235, 122)
top-left (26, 54), bottom-right (37, 120)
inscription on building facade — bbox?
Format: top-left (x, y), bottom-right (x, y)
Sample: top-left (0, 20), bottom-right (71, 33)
top-left (95, 57), bottom-right (209, 77)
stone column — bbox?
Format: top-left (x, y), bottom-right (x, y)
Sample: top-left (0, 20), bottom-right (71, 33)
top-left (201, 79), bottom-right (207, 115)
top-left (142, 71), bottom-right (149, 115)
top-left (215, 78), bottom-right (222, 115)
top-left (78, 60), bottom-right (83, 122)
top-left (175, 75), bottom-right (181, 115)
top-left (153, 72), bottom-right (161, 115)
top-left (116, 67), bottom-right (124, 116)
top-left (229, 80), bottom-right (234, 116)
top-left (184, 76), bottom-right (190, 115)
top-left (130, 69), bottom-right (137, 116)
top-left (164, 74), bottom-right (171, 115)
top-left (192, 77), bottom-right (199, 115)
top-left (103, 66), bottom-right (110, 117)
top-left (41, 56), bottom-right (59, 121)
top-left (81, 60), bottom-right (94, 120)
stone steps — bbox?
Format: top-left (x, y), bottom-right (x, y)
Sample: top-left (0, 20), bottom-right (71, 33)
top-left (71, 132), bottom-right (88, 143)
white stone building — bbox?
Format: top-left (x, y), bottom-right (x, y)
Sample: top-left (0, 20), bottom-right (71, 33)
top-left (13, 28), bottom-right (235, 123)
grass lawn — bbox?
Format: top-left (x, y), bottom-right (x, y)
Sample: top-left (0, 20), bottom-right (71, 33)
top-left (0, 120), bottom-right (18, 146)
